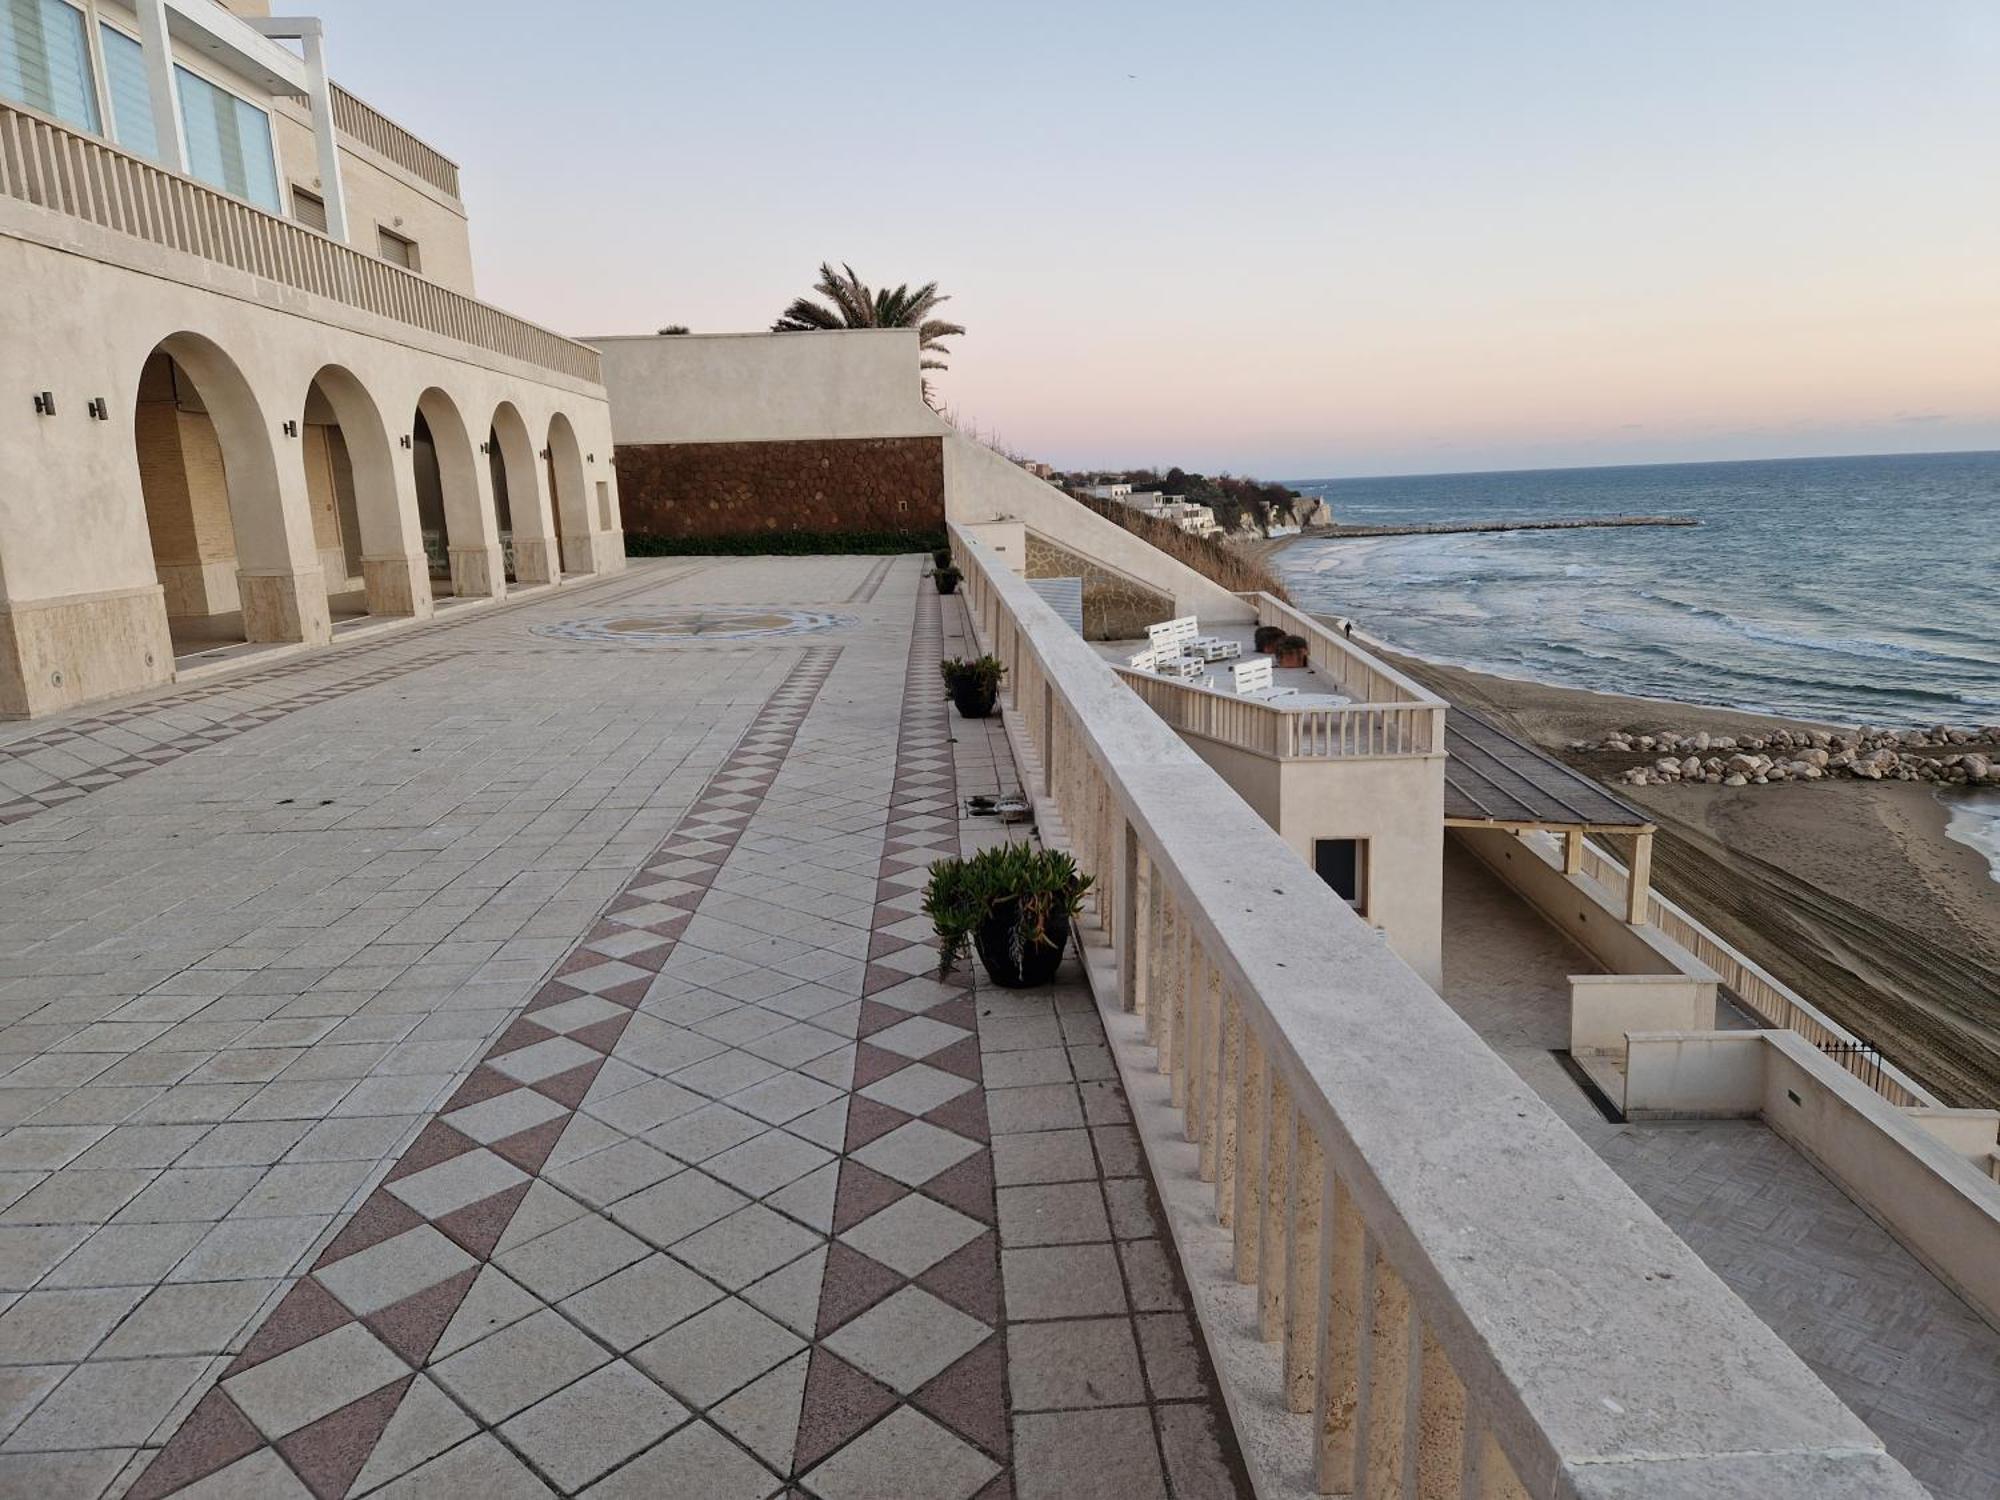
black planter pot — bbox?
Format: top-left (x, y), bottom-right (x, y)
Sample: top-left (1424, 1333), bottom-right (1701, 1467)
top-left (934, 573), bottom-right (961, 595)
top-left (973, 902), bottom-right (1072, 988)
top-left (947, 680), bottom-right (997, 719)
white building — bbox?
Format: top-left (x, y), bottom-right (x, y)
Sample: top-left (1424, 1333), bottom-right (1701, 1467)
top-left (0, 0), bottom-right (624, 718)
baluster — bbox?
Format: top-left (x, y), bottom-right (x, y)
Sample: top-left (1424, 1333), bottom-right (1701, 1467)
top-left (1355, 1237), bottom-right (1414, 1498)
top-left (1214, 988), bottom-right (1240, 1221)
top-left (1283, 1114), bottom-right (1324, 1414)
top-left (1119, 829), bottom-right (1143, 1015)
top-left (1414, 1324), bottom-right (1467, 1498)
top-left (1171, 917), bottom-right (1194, 1109)
top-left (1316, 1170), bottom-right (1365, 1488)
top-left (1258, 1068), bottom-right (1291, 1340)
top-left (1184, 953), bottom-right (1208, 1152)
top-left (1461, 1414), bottom-right (1530, 1500)
top-left (1232, 1025), bottom-right (1264, 1278)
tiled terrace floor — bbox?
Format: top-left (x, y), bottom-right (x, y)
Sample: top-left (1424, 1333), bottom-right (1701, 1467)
top-left (0, 558), bottom-right (1243, 1498)
top-left (1440, 843), bottom-right (2000, 1500)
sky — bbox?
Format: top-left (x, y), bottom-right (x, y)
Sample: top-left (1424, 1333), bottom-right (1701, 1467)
top-left (313, 1), bottom-right (2000, 480)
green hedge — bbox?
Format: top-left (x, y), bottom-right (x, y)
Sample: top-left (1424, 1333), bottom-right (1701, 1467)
top-left (625, 530), bottom-right (947, 558)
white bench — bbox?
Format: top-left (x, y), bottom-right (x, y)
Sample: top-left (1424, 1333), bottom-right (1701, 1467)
top-left (1142, 618), bottom-right (1207, 680)
top-left (1232, 657), bottom-right (1296, 702)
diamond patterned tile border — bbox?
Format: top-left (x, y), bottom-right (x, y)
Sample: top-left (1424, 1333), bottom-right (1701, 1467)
top-left (126, 645), bottom-right (842, 1497)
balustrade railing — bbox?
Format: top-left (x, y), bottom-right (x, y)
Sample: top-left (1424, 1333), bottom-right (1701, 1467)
top-left (1116, 668), bottom-right (1441, 758)
top-left (329, 84), bottom-right (461, 200)
top-left (954, 527), bottom-right (1924, 1500)
top-left (0, 100), bottom-right (597, 384)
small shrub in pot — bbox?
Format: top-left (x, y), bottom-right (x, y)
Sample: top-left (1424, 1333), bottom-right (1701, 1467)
top-left (1275, 633), bottom-right (1310, 669)
top-left (1253, 624), bottom-right (1287, 655)
top-left (939, 655), bottom-right (1005, 718)
top-left (932, 548), bottom-right (954, 571)
top-left (934, 565), bottom-right (962, 595)
top-left (924, 843), bottom-right (1093, 987)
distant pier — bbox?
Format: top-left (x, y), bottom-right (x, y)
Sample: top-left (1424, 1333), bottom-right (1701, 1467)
top-left (1295, 514), bottom-right (1698, 541)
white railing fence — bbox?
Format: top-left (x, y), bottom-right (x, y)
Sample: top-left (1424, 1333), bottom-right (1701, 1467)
top-left (954, 528), bottom-right (1924, 1500)
top-left (1116, 667), bottom-right (1441, 758)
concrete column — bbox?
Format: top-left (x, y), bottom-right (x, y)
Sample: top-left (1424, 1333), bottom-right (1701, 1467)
top-left (1316, 1170), bottom-right (1365, 1486)
top-left (300, 29), bottom-right (349, 243)
top-left (133, 0), bottom-right (188, 172)
top-left (1626, 832), bottom-right (1655, 925)
top-left (360, 553), bottom-right (432, 618)
top-left (239, 567), bottom-right (330, 644)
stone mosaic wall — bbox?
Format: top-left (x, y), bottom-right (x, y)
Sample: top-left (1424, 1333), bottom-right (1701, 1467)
top-left (613, 437), bottom-right (945, 544)
top-left (1022, 532), bottom-right (1173, 640)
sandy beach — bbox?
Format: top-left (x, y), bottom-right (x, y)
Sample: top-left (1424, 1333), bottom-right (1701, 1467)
top-left (1341, 628), bottom-right (2000, 1108)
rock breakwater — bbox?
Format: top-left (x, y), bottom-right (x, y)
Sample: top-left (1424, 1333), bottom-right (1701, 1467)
top-left (1574, 723), bottom-right (2000, 789)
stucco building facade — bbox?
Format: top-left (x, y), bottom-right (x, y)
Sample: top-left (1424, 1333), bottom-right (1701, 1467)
top-left (0, 0), bottom-right (624, 718)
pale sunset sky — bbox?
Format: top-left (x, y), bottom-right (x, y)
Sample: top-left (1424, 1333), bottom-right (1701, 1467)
top-left (315, 1), bottom-right (2000, 479)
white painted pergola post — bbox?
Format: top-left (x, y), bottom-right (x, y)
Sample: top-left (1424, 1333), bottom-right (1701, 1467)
top-left (132, 0), bottom-right (188, 172)
top-left (297, 25), bottom-right (348, 242)
top-left (252, 16), bottom-right (350, 243)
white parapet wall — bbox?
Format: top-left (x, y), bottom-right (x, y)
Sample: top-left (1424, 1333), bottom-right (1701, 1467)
top-left (589, 328), bottom-right (941, 444)
top-left (940, 431), bottom-right (1254, 625)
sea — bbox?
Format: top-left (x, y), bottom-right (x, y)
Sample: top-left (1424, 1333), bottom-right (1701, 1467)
top-left (1274, 450), bottom-right (2000, 879)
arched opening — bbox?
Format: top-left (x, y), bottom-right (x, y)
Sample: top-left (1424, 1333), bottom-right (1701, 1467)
top-left (491, 402), bottom-right (551, 586)
top-left (547, 411), bottom-right (591, 576)
top-left (412, 388), bottom-right (489, 599)
top-left (302, 366), bottom-right (400, 623)
top-left (133, 334), bottom-right (285, 658)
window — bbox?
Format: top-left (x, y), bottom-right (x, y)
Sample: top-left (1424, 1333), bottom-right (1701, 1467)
top-left (376, 226), bottom-right (418, 271)
top-left (291, 186), bottom-right (327, 232)
top-left (97, 23), bottom-right (160, 159)
top-left (175, 64), bottom-right (280, 212)
top-left (1313, 838), bottom-right (1368, 915)
top-left (0, 0), bottom-right (99, 132)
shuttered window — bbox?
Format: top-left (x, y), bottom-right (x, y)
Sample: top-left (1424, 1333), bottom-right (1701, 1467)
top-left (377, 227), bottom-right (417, 271)
top-left (292, 186), bottom-right (328, 232)
top-left (0, 0), bottom-right (100, 132)
top-left (99, 24), bottom-right (157, 160)
top-left (175, 63), bottom-right (280, 213)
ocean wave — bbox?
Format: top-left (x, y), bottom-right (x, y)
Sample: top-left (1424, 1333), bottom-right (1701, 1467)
top-left (1632, 592), bottom-right (1991, 670)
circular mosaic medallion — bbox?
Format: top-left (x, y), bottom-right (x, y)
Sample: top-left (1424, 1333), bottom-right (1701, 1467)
top-left (532, 606), bottom-right (855, 645)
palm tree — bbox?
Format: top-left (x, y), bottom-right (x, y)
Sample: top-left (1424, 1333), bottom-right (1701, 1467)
top-left (772, 263), bottom-right (965, 395)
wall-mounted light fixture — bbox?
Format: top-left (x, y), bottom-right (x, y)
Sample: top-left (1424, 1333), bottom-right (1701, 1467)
top-left (479, 440), bottom-right (491, 454)
top-left (32, 391), bottom-right (55, 416)
top-left (539, 447), bottom-right (551, 460)
top-left (400, 434), bottom-right (413, 449)
top-left (281, 419), bottom-right (299, 438)
top-left (88, 398), bottom-right (109, 422)
top-left (587, 453), bottom-right (596, 463)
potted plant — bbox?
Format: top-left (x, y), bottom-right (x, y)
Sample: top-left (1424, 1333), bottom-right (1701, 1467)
top-left (1253, 624), bottom-right (1287, 655)
top-left (934, 565), bottom-right (962, 595)
top-left (939, 655), bottom-right (1004, 718)
top-left (932, 548), bottom-right (954, 571)
top-left (1275, 633), bottom-right (1310, 669)
top-left (924, 843), bottom-right (1093, 987)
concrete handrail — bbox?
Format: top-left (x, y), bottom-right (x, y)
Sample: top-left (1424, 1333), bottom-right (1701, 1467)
top-left (0, 100), bottom-right (594, 383)
top-left (954, 527), bottom-right (1926, 1499)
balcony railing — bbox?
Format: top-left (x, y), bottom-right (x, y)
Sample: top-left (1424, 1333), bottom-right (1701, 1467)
top-left (329, 84), bottom-right (461, 200)
top-left (1116, 668), bottom-right (1443, 757)
top-left (0, 100), bottom-right (598, 384)
top-left (952, 527), bottom-right (1925, 1499)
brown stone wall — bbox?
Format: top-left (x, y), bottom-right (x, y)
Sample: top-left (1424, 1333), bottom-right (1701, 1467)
top-left (612, 436), bottom-right (945, 542)
top-left (1023, 531), bottom-right (1174, 640)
